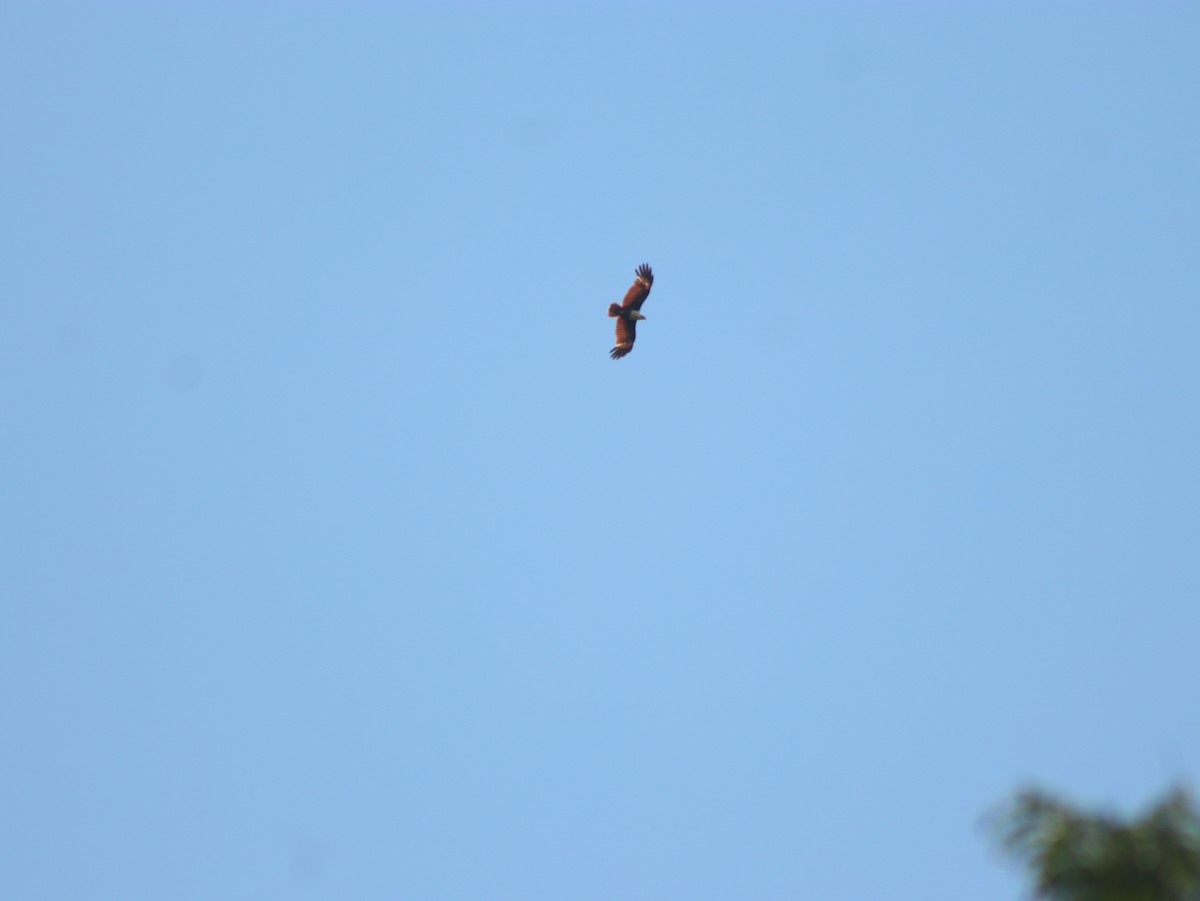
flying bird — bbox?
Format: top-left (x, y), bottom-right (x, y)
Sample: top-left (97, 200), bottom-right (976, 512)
top-left (608, 263), bottom-right (653, 359)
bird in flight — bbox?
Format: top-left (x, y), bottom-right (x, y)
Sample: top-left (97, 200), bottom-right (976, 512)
top-left (607, 263), bottom-right (654, 359)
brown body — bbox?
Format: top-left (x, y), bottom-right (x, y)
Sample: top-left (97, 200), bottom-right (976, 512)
top-left (608, 264), bottom-right (653, 359)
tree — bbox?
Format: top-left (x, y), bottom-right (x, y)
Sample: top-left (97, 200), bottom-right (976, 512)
top-left (993, 786), bottom-right (1200, 901)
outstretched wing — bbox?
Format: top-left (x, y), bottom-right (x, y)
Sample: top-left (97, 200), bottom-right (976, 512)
top-left (610, 316), bottom-right (637, 359)
top-left (620, 263), bottom-right (654, 311)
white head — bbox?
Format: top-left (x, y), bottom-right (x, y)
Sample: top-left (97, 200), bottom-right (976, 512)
top-left (630, 311), bottom-right (647, 321)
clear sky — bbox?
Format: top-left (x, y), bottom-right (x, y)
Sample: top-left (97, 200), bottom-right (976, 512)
top-left (2, 2), bottom-right (1198, 898)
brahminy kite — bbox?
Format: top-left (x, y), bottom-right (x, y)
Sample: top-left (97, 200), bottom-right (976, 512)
top-left (607, 263), bottom-right (654, 359)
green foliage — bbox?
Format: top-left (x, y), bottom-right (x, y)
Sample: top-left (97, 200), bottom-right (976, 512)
top-left (993, 786), bottom-right (1200, 901)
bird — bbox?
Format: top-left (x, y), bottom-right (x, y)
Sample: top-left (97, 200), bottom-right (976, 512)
top-left (608, 264), bottom-right (653, 359)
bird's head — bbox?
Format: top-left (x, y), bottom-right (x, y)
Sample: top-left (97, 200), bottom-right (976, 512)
top-left (631, 311), bottom-right (647, 321)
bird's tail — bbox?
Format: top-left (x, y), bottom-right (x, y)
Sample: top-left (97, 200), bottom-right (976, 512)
top-left (607, 303), bottom-right (622, 317)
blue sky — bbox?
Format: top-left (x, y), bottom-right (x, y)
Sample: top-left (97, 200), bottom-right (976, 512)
top-left (2, 2), bottom-right (1198, 898)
